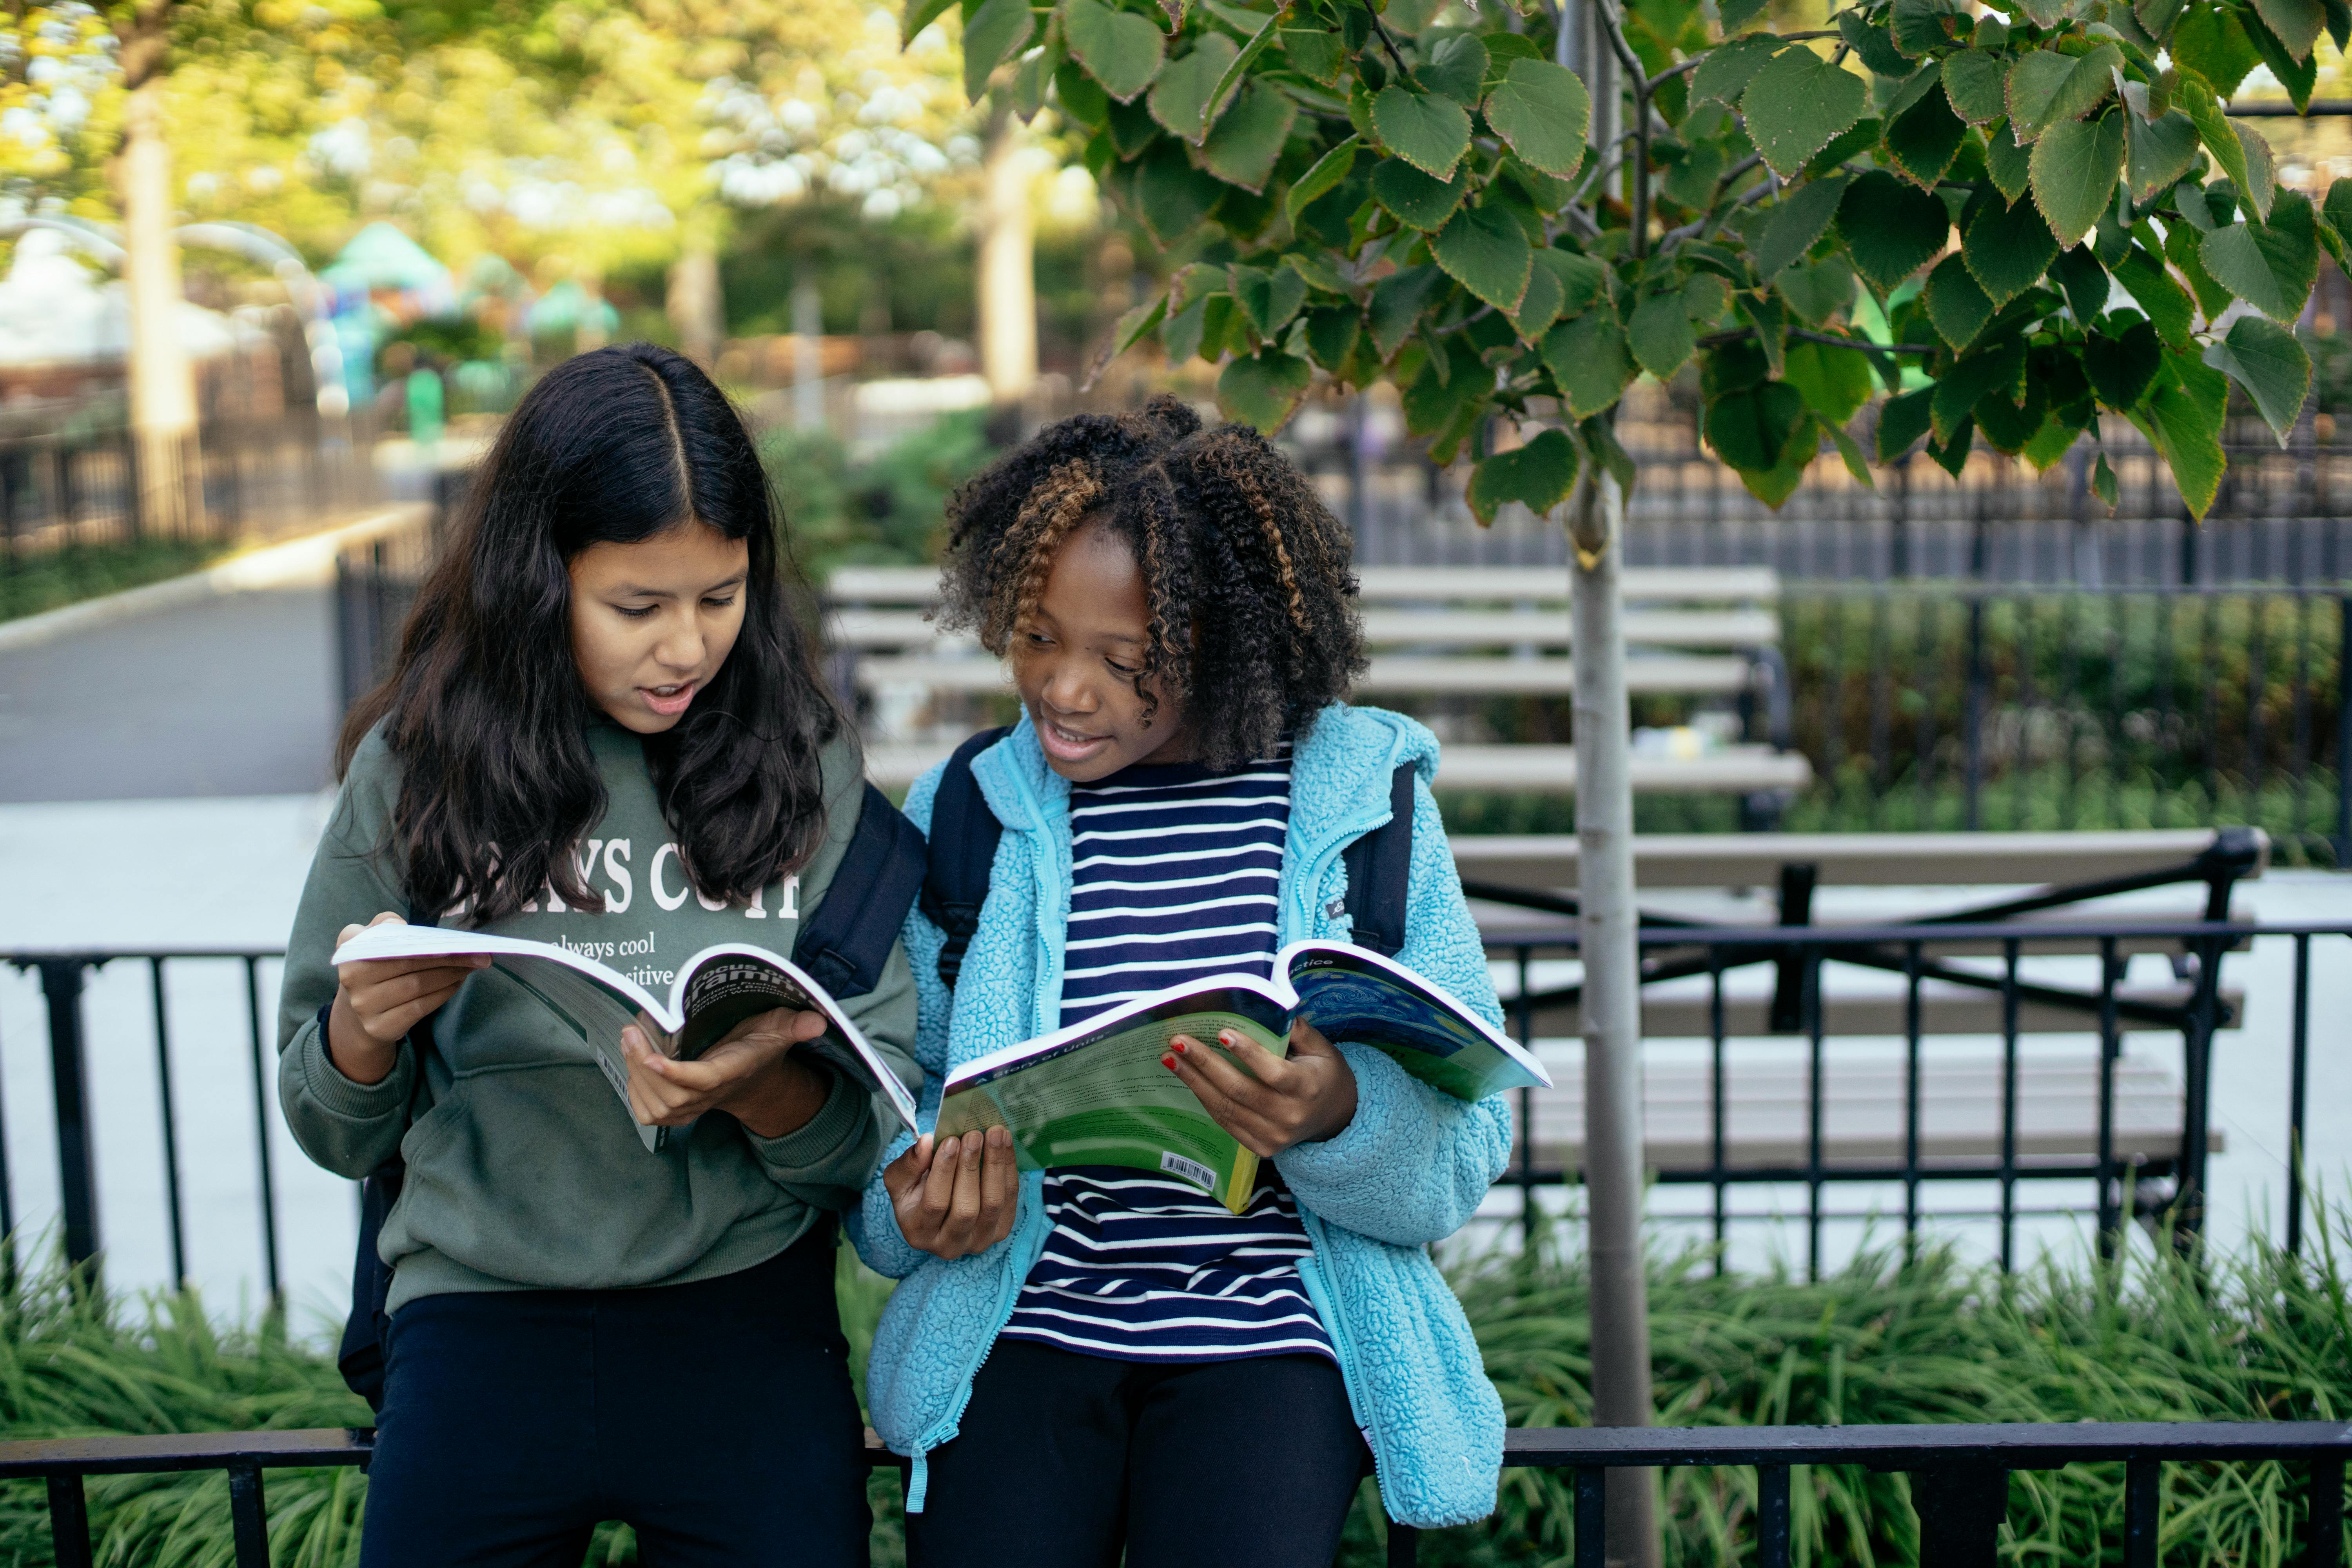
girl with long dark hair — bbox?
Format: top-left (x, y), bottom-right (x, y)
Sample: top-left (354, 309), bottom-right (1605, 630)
top-left (276, 343), bottom-right (916, 1566)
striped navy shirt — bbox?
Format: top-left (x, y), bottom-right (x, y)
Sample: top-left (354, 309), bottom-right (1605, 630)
top-left (1000, 746), bottom-right (1335, 1364)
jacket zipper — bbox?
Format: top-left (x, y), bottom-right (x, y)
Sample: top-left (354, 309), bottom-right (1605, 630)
top-left (905, 1182), bottom-right (1049, 1511)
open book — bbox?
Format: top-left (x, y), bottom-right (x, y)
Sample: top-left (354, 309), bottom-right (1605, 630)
top-left (328, 926), bottom-right (918, 1152)
top-left (933, 941), bottom-right (1551, 1214)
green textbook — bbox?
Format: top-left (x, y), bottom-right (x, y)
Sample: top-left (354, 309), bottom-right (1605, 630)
top-left (932, 941), bottom-right (1550, 1214)
top-left (328, 925), bottom-right (920, 1154)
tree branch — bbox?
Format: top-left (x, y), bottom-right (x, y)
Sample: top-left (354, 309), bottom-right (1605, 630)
top-left (1699, 325), bottom-right (1941, 356)
top-left (1593, 0), bottom-right (1650, 258)
top-left (1366, 9), bottom-right (1416, 85)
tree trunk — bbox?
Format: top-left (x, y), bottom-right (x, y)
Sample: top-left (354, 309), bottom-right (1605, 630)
top-left (976, 102), bottom-right (1036, 407)
top-left (1569, 465), bottom-right (1660, 1568)
top-left (666, 243), bottom-right (726, 370)
top-left (120, 63), bottom-right (202, 537)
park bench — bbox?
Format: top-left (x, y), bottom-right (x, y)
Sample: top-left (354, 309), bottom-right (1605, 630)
top-left (827, 564), bottom-right (1808, 803)
top-left (1467, 828), bottom-right (2268, 1248)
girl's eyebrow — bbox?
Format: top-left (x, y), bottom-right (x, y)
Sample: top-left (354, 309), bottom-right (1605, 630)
top-left (610, 572), bottom-right (748, 598)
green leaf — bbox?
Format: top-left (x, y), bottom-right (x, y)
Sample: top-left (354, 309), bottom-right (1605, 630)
top-left (1893, 0), bottom-right (1965, 55)
top-left (2127, 111), bottom-right (2201, 203)
top-left (2318, 176), bottom-right (2352, 266)
top-left (1370, 158), bottom-right (1472, 230)
top-left (1201, 4), bottom-right (1283, 121)
top-left (1683, 274), bottom-right (1731, 326)
top-left (2199, 187), bottom-right (2318, 321)
top-left (1931, 340), bottom-right (2026, 442)
top-left (1973, 371), bottom-right (2049, 452)
top-left (1720, 0), bottom-right (1772, 31)
top-left (962, 0), bottom-right (1036, 100)
top-left (1280, 26), bottom-right (1345, 84)
top-left (1484, 60), bottom-right (1592, 181)
top-left (1056, 60), bottom-right (1112, 125)
top-left (1109, 294), bottom-right (1168, 358)
top-left (2091, 450), bottom-right (2120, 509)
top-left (2243, 7), bottom-right (2320, 108)
top-left (1837, 171), bottom-right (1952, 292)
top-left (1782, 339), bottom-right (1876, 425)
top-left (1541, 250), bottom-right (1608, 318)
top-left (1542, 310), bottom-right (1637, 418)
top-left (2113, 244), bottom-right (2196, 348)
top-left (1942, 50), bottom-right (2011, 123)
top-left (1227, 263), bottom-right (1308, 338)
top-left (2139, 0), bottom-right (2189, 40)
top-left (2007, 45), bottom-right (2120, 143)
top-left (1886, 82), bottom-right (1971, 188)
top-left (1479, 32), bottom-right (1543, 92)
top-left (1841, 10), bottom-right (1913, 73)
top-left (905, 0), bottom-right (960, 47)
top-left (1754, 175), bottom-right (1851, 280)
top-left (1063, 0), bottom-right (1165, 102)
top-left (1107, 95), bottom-right (1160, 157)
top-left (2049, 246), bottom-right (2112, 323)
top-left (1877, 385), bottom-right (1935, 458)
top-left (1218, 349), bottom-right (1313, 431)
top-left (1926, 253), bottom-right (1995, 347)
top-left (1201, 80), bottom-right (1295, 192)
top-left (1466, 429), bottom-right (1580, 523)
top-left (1372, 86), bottom-right (1472, 179)
top-left (2166, 218), bottom-right (2236, 316)
top-left (2254, 0), bottom-right (2326, 58)
top-left (1148, 34), bottom-right (1240, 141)
top-left (1283, 251), bottom-right (1350, 297)
top-left (1777, 254), bottom-right (1858, 327)
top-left (2030, 110), bottom-right (2128, 249)
top-left (1432, 205), bottom-right (1534, 312)
top-left (1825, 420), bottom-right (1878, 487)
top-left (2174, 2), bottom-right (2263, 94)
top-left (1302, 306), bottom-right (1361, 371)
top-left (2182, 81), bottom-right (2271, 221)
top-left (2203, 314), bottom-right (2311, 441)
top-left (1705, 381), bottom-right (1810, 471)
top-left (2143, 379), bottom-right (2225, 518)
top-left (1964, 192), bottom-right (2060, 307)
top-left (1134, 142), bottom-right (1224, 246)
top-left (1420, 32), bottom-right (1490, 105)
top-left (1403, 335), bottom-right (1485, 436)
top-left (1693, 35), bottom-right (1788, 104)
top-left (1628, 287), bottom-right (1698, 380)
top-left (1161, 294), bottom-right (1208, 362)
top-left (1285, 136), bottom-right (1360, 223)
top-left (1742, 48), bottom-right (1869, 178)
top-left (1737, 414), bottom-right (1821, 508)
top-left (1509, 250), bottom-right (1566, 340)
top-left (1368, 265), bottom-right (1448, 359)
top-left (1986, 120), bottom-right (2033, 202)
top-left (2085, 317), bottom-right (2163, 407)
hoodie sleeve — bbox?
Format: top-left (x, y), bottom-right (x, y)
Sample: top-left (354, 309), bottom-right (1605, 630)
top-left (847, 760), bottom-right (951, 1280)
top-left (1276, 769), bottom-right (1514, 1245)
top-left (275, 731), bottom-right (423, 1180)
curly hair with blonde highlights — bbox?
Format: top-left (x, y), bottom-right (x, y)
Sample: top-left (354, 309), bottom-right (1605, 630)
top-left (936, 395), bottom-right (1367, 770)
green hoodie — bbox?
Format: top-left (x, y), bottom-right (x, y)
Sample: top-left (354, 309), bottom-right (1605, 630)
top-left (275, 720), bottom-right (919, 1314)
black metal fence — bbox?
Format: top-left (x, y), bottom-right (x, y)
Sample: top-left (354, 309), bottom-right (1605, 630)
top-left (1778, 585), bottom-right (2350, 863)
top-left (3, 915), bottom-right (2342, 1301)
top-left (2, 1419), bottom-right (2342, 1568)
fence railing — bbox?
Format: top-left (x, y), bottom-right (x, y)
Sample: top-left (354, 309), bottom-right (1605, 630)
top-left (1776, 585), bottom-right (2351, 863)
top-left (2, 916), bottom-right (2341, 1300)
top-left (3, 1420), bottom-right (2342, 1568)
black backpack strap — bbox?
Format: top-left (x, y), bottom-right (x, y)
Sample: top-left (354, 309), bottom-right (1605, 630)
top-left (1339, 762), bottom-right (1417, 958)
top-left (792, 782), bottom-right (928, 1002)
top-left (918, 726), bottom-right (1011, 991)
top-left (338, 905), bottom-right (438, 1414)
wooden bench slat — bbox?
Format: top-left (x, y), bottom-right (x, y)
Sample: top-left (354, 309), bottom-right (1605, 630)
top-left (1453, 829), bottom-right (2269, 889)
top-left (826, 608), bottom-right (1780, 651)
top-left (1519, 1054), bottom-right (2220, 1165)
top-left (860, 742), bottom-right (1812, 794)
top-left (826, 564), bottom-right (1782, 606)
top-left (848, 654), bottom-right (1754, 697)
top-left (1506, 984), bottom-right (2241, 1039)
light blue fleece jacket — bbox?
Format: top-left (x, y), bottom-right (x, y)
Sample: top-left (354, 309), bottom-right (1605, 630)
top-left (849, 703), bottom-right (1512, 1528)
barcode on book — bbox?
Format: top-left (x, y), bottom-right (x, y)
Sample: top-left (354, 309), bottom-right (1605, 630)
top-left (1160, 1151), bottom-right (1218, 1192)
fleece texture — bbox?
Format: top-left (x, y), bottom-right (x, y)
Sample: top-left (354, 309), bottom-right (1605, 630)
top-left (849, 704), bottom-right (1512, 1527)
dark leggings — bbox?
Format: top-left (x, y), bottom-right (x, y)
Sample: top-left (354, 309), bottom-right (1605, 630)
top-left (906, 1339), bottom-right (1367, 1568)
top-left (359, 1229), bottom-right (869, 1568)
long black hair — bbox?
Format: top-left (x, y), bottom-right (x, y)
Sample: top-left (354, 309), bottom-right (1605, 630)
top-left (938, 395), bottom-right (1365, 770)
top-left (338, 343), bottom-right (841, 923)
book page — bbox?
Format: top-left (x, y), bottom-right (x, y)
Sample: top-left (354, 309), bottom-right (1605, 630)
top-left (671, 946), bottom-right (920, 1133)
top-left (1283, 943), bottom-right (1551, 1102)
top-left (934, 987), bottom-right (1293, 1214)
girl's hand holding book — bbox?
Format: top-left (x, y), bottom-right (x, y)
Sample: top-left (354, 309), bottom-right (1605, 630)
top-left (885, 1127), bottom-right (1017, 1260)
top-left (1163, 1019), bottom-right (1357, 1158)
top-left (621, 1008), bottom-right (832, 1140)
top-left (329, 911), bottom-right (491, 1086)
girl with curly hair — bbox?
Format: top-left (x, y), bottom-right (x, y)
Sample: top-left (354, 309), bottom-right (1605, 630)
top-left (851, 396), bottom-right (1514, 1567)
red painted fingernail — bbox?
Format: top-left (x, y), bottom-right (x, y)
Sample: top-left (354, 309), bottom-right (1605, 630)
top-left (1161, 1054), bottom-right (1177, 1070)
top-left (1173, 1039), bottom-right (1188, 1054)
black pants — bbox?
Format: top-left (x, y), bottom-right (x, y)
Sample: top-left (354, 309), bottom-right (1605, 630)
top-left (906, 1339), bottom-right (1367, 1568)
top-left (360, 1229), bottom-right (869, 1568)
